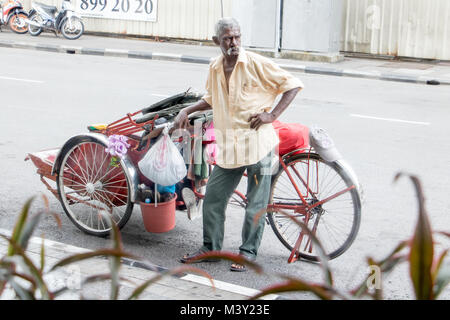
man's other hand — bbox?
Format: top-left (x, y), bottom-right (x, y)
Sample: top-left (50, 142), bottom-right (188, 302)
top-left (248, 112), bottom-right (275, 130)
top-left (174, 109), bottom-right (189, 129)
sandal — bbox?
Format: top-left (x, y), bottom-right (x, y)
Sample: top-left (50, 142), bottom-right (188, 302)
top-left (230, 263), bottom-right (247, 272)
top-left (180, 250), bottom-right (218, 264)
top-left (230, 254), bottom-right (256, 272)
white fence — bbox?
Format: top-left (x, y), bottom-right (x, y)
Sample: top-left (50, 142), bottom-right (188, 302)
top-left (21, 0), bottom-right (450, 60)
top-left (342, 0), bottom-right (450, 60)
top-left (22, 0), bottom-right (232, 40)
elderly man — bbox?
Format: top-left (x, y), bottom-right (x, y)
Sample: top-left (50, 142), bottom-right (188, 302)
top-left (175, 17), bottom-right (304, 271)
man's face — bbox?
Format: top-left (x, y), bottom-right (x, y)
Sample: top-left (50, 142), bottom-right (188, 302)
top-left (216, 26), bottom-right (241, 58)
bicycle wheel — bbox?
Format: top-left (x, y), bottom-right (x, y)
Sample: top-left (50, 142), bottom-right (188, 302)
top-left (268, 153), bottom-right (361, 261)
top-left (56, 137), bottom-right (134, 237)
top-left (228, 172), bottom-right (248, 209)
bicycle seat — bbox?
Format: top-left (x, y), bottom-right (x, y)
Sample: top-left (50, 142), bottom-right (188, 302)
top-left (35, 3), bottom-right (58, 14)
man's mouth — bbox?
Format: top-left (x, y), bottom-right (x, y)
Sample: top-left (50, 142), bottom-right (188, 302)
top-left (227, 47), bottom-right (240, 55)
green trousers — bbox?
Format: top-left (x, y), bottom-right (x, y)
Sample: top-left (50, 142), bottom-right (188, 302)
top-left (200, 152), bottom-right (273, 259)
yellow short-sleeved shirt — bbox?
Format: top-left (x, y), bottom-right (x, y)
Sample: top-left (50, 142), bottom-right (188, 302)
top-left (202, 49), bottom-right (304, 169)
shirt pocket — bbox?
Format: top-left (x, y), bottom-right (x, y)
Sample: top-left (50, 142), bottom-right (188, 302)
top-left (242, 81), bottom-right (260, 93)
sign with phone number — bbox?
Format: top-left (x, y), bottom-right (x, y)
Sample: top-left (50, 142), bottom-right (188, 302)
top-left (75, 0), bottom-right (158, 22)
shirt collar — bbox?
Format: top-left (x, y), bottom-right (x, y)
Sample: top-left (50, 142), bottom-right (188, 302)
top-left (213, 48), bottom-right (247, 70)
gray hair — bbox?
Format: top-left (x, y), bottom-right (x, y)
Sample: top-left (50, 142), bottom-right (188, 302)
top-left (214, 17), bottom-right (240, 38)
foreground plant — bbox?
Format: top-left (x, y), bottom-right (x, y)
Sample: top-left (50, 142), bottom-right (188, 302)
top-left (190, 173), bottom-right (450, 300)
top-left (0, 195), bottom-right (213, 300)
top-left (351, 173), bottom-right (450, 300)
top-left (2, 171), bottom-right (447, 300)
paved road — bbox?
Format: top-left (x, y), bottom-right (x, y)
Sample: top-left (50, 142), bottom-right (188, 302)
top-left (1, 47), bottom-right (449, 299)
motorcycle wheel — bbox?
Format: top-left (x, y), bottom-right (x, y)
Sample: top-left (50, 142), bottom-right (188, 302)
top-left (61, 16), bottom-right (84, 40)
top-left (28, 14), bottom-right (43, 36)
top-left (9, 13), bottom-right (28, 34)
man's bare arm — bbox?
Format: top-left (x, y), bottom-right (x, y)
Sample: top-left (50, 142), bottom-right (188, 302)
top-left (174, 99), bottom-right (212, 128)
top-left (248, 87), bottom-right (301, 130)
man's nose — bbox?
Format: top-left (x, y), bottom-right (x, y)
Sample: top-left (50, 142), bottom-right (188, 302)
top-left (231, 37), bottom-right (238, 46)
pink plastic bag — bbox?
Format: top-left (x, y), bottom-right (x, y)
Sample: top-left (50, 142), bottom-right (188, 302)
top-left (204, 122), bottom-right (217, 164)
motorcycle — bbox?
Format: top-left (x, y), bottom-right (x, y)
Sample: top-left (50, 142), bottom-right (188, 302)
top-left (0, 0), bottom-right (28, 34)
top-left (25, 0), bottom-right (84, 40)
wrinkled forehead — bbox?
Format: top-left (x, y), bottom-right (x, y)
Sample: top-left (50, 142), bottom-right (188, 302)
top-left (219, 26), bottom-right (241, 39)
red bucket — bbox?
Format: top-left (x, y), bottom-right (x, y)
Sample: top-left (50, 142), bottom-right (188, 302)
top-left (140, 193), bottom-right (177, 233)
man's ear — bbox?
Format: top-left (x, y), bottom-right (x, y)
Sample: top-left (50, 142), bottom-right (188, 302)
top-left (212, 36), bottom-right (220, 45)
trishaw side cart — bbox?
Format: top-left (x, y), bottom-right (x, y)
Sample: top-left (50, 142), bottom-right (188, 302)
top-left (26, 91), bottom-right (363, 263)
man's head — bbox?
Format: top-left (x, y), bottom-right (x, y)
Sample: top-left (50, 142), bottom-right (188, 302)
top-left (213, 17), bottom-right (241, 58)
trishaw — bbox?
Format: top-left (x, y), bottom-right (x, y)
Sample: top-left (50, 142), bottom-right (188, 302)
top-left (26, 91), bottom-right (362, 263)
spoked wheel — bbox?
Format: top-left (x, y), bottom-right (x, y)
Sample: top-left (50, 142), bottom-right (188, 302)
top-left (56, 137), bottom-right (134, 237)
top-left (61, 16), bottom-right (84, 40)
top-left (228, 171), bottom-right (248, 209)
top-left (28, 14), bottom-right (43, 36)
top-left (268, 153), bottom-right (361, 262)
top-left (9, 13), bottom-right (28, 34)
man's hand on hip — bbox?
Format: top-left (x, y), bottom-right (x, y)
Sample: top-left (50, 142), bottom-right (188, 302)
top-left (248, 112), bottom-right (275, 130)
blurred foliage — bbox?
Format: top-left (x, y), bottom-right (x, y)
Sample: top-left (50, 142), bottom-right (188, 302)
top-left (0, 173), bottom-right (448, 300)
top-left (0, 195), bottom-right (212, 300)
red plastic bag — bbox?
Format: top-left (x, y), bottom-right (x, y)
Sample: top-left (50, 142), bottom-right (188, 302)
top-left (272, 120), bottom-right (309, 155)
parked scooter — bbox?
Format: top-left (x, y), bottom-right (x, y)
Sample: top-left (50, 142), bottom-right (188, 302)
top-left (0, 0), bottom-right (28, 34)
top-left (26, 0), bottom-right (84, 40)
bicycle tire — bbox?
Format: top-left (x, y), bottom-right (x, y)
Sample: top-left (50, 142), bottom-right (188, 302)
top-left (56, 136), bottom-right (134, 237)
top-left (267, 152), bottom-right (361, 261)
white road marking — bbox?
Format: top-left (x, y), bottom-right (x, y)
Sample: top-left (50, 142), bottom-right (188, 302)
top-left (0, 76), bottom-right (44, 84)
top-left (350, 114), bottom-right (431, 126)
top-left (180, 273), bottom-right (279, 300)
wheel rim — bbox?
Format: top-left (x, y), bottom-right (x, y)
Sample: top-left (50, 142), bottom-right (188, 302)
top-left (270, 155), bottom-right (359, 260)
top-left (58, 141), bottom-right (131, 233)
top-left (63, 18), bottom-right (82, 37)
top-left (10, 13), bottom-right (28, 33)
top-left (29, 15), bottom-right (42, 34)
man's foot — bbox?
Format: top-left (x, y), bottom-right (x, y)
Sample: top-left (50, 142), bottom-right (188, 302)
top-left (182, 187), bottom-right (201, 220)
top-left (230, 263), bottom-right (247, 272)
top-left (230, 254), bottom-right (256, 272)
top-left (180, 249), bottom-right (219, 264)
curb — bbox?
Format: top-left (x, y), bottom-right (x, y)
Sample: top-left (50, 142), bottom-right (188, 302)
top-left (1, 39), bottom-right (449, 86)
top-left (0, 227), bottom-right (281, 300)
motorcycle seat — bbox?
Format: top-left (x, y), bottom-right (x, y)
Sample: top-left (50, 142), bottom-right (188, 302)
top-left (35, 3), bottom-right (58, 14)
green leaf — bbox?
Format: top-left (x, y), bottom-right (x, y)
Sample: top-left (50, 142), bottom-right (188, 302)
top-left (181, 251), bottom-right (263, 274)
top-left (49, 249), bottom-right (138, 272)
top-left (432, 251), bottom-right (450, 299)
top-left (83, 273), bottom-right (137, 287)
top-left (128, 266), bottom-right (214, 300)
top-left (395, 173), bottom-right (434, 300)
top-left (0, 280), bottom-right (6, 297)
top-left (97, 211), bottom-right (123, 300)
top-left (351, 240), bottom-right (409, 298)
top-left (8, 196), bottom-right (35, 256)
top-left (8, 278), bottom-right (35, 300)
top-left (40, 237), bottom-right (45, 274)
top-left (252, 276), bottom-right (334, 300)
top-left (1, 235), bottom-right (52, 299)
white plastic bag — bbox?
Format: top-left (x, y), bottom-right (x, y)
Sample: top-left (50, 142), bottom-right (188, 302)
top-left (138, 127), bottom-right (187, 186)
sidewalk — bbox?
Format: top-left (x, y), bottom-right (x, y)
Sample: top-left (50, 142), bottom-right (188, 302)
top-left (1, 29), bottom-right (450, 85)
top-left (0, 228), bottom-right (280, 300)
